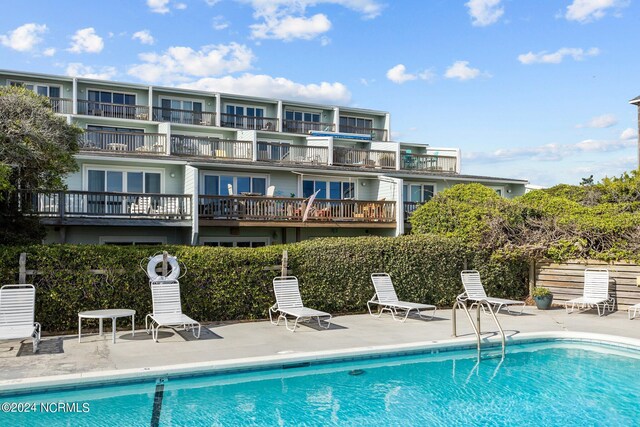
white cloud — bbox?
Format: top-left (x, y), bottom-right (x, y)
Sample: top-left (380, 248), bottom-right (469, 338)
top-left (565, 0), bottom-right (628, 23)
top-left (212, 16), bottom-right (230, 30)
top-left (465, 135), bottom-right (635, 163)
top-left (175, 2), bottom-right (187, 9)
top-left (180, 73), bottom-right (351, 104)
top-left (0, 23), bottom-right (47, 52)
top-left (444, 61), bottom-right (482, 81)
top-left (68, 27), bottom-right (104, 54)
top-left (620, 128), bottom-right (638, 140)
top-left (465, 0), bottom-right (504, 26)
top-left (320, 36), bottom-right (331, 46)
top-left (576, 113), bottom-right (617, 129)
top-left (132, 30), bottom-right (155, 45)
top-left (518, 47), bottom-right (600, 64)
top-left (147, 0), bottom-right (170, 13)
top-left (66, 63), bottom-right (117, 80)
top-left (386, 64), bottom-right (434, 84)
top-left (204, 0), bottom-right (220, 5)
top-left (42, 47), bottom-right (56, 57)
top-left (242, 0), bottom-right (384, 41)
top-left (128, 43), bottom-right (255, 84)
top-left (251, 13), bottom-right (331, 41)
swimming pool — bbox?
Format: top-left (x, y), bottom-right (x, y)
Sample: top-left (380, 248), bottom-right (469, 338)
top-left (1, 340), bottom-right (639, 426)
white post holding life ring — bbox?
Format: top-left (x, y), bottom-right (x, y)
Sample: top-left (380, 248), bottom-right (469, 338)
top-left (146, 254), bottom-right (180, 281)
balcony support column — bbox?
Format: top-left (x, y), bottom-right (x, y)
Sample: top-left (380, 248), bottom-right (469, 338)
top-left (455, 148), bottom-right (462, 173)
top-left (333, 107), bottom-right (340, 133)
top-left (215, 94), bottom-right (221, 127)
top-left (148, 86), bottom-right (153, 121)
top-left (72, 78), bottom-right (78, 115)
top-left (393, 178), bottom-right (404, 236)
top-left (327, 136), bottom-right (334, 165)
top-left (158, 122), bottom-right (171, 155)
top-left (277, 100), bottom-right (282, 133)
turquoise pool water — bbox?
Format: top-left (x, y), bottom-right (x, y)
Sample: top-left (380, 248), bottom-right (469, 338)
top-left (1, 341), bottom-right (639, 426)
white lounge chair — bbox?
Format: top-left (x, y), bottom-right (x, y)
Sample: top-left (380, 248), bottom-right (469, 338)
top-left (130, 196), bottom-right (151, 215)
top-left (629, 303), bottom-right (640, 320)
top-left (0, 284), bottom-right (41, 353)
top-left (145, 280), bottom-right (201, 342)
top-left (565, 269), bottom-right (613, 317)
top-left (460, 270), bottom-right (525, 315)
top-left (368, 273), bottom-right (437, 321)
top-left (269, 276), bottom-right (331, 332)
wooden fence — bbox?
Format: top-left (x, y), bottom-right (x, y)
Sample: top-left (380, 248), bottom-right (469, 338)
top-left (534, 260), bottom-right (640, 309)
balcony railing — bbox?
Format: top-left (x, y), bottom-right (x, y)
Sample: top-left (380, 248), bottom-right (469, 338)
top-left (79, 131), bottom-right (167, 154)
top-left (403, 201), bottom-right (423, 221)
top-left (152, 107), bottom-right (215, 126)
top-left (339, 125), bottom-right (388, 141)
top-left (199, 196), bottom-right (396, 223)
top-left (220, 113), bottom-right (278, 131)
top-left (171, 136), bottom-right (252, 160)
top-left (49, 97), bottom-right (73, 114)
top-left (282, 120), bottom-right (335, 134)
top-left (333, 147), bottom-right (396, 169)
top-left (13, 190), bottom-right (192, 220)
top-left (257, 142), bottom-right (329, 165)
top-left (401, 153), bottom-right (458, 173)
top-left (77, 100), bottom-right (150, 120)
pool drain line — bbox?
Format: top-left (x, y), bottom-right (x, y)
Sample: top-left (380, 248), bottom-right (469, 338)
top-left (150, 379), bottom-right (166, 427)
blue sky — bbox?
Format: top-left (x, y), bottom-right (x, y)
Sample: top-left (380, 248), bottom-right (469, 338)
top-left (1, 0), bottom-right (638, 186)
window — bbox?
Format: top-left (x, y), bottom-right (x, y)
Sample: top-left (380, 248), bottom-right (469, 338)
top-left (403, 183), bottom-right (435, 203)
top-left (202, 174), bottom-right (268, 196)
top-left (159, 98), bottom-right (203, 124)
top-left (201, 237), bottom-right (269, 247)
top-left (86, 168), bottom-right (162, 214)
top-left (303, 180), bottom-right (355, 200)
top-left (10, 81), bottom-right (61, 98)
top-left (257, 141), bottom-right (290, 161)
top-left (339, 115), bottom-right (373, 133)
top-left (224, 105), bottom-right (265, 129)
top-left (88, 90), bottom-right (135, 105)
top-left (489, 186), bottom-right (505, 197)
top-left (87, 90), bottom-right (137, 118)
top-left (99, 236), bottom-right (167, 245)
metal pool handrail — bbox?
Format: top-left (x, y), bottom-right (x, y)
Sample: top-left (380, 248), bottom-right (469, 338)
top-left (452, 297), bottom-right (506, 361)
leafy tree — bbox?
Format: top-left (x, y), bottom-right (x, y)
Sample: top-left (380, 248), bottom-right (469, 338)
top-left (0, 86), bottom-right (82, 243)
top-left (580, 175), bottom-right (594, 186)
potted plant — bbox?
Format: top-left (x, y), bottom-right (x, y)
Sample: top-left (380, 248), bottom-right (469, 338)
top-left (532, 287), bottom-right (553, 310)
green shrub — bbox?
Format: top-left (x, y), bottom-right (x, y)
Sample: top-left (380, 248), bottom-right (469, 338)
top-left (0, 235), bottom-right (528, 333)
top-left (532, 286), bottom-right (551, 297)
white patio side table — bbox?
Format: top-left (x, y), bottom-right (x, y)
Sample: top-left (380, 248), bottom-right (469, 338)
top-left (78, 309), bottom-right (135, 344)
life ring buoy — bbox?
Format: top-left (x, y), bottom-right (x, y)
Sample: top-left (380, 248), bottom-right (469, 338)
top-left (146, 254), bottom-right (180, 281)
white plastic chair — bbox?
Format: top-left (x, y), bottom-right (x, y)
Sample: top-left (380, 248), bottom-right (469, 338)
top-left (629, 303), bottom-right (640, 320)
top-left (269, 276), bottom-right (331, 332)
top-left (266, 185), bottom-right (276, 197)
top-left (145, 280), bottom-right (200, 342)
top-left (565, 269), bottom-right (612, 317)
top-left (0, 284), bottom-right (40, 352)
top-left (460, 270), bottom-right (525, 315)
top-left (227, 183), bottom-right (234, 196)
top-left (368, 273), bottom-right (436, 322)
top-left (130, 196), bottom-right (151, 215)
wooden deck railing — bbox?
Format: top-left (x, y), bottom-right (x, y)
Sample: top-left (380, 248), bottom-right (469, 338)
top-left (171, 136), bottom-right (253, 160)
top-left (333, 147), bottom-right (396, 169)
top-left (282, 120), bottom-right (335, 134)
top-left (220, 113), bottom-right (278, 131)
top-left (13, 191), bottom-right (192, 219)
top-left (199, 195), bottom-right (396, 222)
top-left (401, 153), bottom-right (458, 173)
top-left (79, 131), bottom-right (167, 154)
top-left (403, 201), bottom-right (423, 221)
top-left (256, 142), bottom-right (329, 165)
top-left (152, 107), bottom-right (215, 126)
top-left (77, 100), bottom-right (150, 120)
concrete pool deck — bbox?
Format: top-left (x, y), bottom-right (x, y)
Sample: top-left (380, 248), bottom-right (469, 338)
top-left (1, 306), bottom-right (640, 386)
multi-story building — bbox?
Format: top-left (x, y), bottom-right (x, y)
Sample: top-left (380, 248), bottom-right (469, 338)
top-left (1, 69), bottom-right (527, 246)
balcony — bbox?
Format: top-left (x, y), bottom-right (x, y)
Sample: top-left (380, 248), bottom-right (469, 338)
top-left (77, 100), bottom-right (150, 120)
top-left (401, 153), bottom-right (458, 173)
top-left (198, 195), bottom-right (396, 226)
top-left (333, 147), bottom-right (396, 169)
top-left (152, 107), bottom-right (215, 126)
top-left (339, 125), bottom-right (388, 141)
top-left (220, 113), bottom-right (278, 131)
top-left (171, 136), bottom-right (252, 160)
top-left (403, 201), bottom-right (423, 221)
top-left (49, 98), bottom-right (73, 114)
top-left (14, 190), bottom-right (192, 222)
top-left (257, 142), bottom-right (329, 165)
top-left (79, 131), bottom-right (167, 154)
top-left (282, 120), bottom-right (335, 134)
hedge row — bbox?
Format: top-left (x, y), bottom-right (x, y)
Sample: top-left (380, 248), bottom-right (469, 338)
top-left (0, 235), bottom-right (529, 333)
